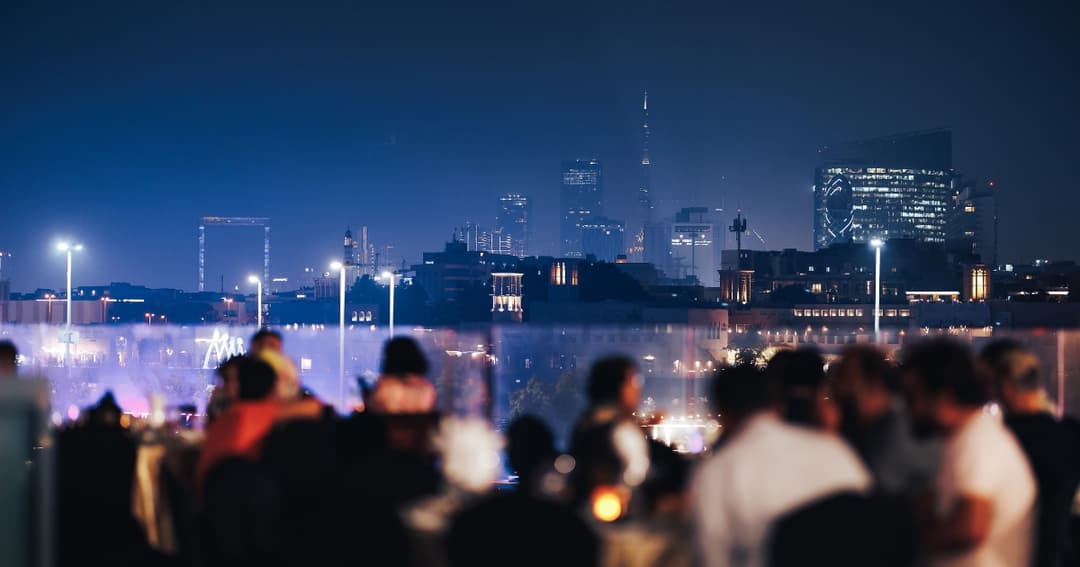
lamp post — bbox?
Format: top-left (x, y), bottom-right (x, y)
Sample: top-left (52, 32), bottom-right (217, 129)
top-left (145, 313), bottom-right (154, 327)
top-left (381, 271), bottom-right (396, 336)
top-left (56, 242), bottom-right (83, 328)
top-left (248, 275), bottom-right (263, 328)
top-left (870, 239), bottom-right (884, 344)
top-left (331, 261), bottom-right (347, 410)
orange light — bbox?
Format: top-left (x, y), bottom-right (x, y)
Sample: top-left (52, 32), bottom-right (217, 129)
top-left (592, 487), bottom-right (623, 522)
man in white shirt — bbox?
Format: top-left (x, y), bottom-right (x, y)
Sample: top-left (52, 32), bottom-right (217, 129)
top-left (692, 364), bottom-right (872, 567)
top-left (903, 339), bottom-right (1036, 567)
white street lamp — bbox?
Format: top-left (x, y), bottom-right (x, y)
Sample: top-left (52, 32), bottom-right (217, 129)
top-left (248, 275), bottom-right (263, 328)
top-left (870, 239), bottom-right (884, 344)
top-left (381, 270), bottom-right (396, 337)
top-left (331, 261), bottom-right (346, 410)
top-left (56, 242), bottom-right (83, 329)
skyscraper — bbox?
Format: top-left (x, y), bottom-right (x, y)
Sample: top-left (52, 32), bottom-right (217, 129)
top-left (946, 179), bottom-right (998, 266)
top-left (813, 130), bottom-right (955, 250)
top-left (495, 194), bottom-right (530, 257)
top-left (581, 216), bottom-right (625, 262)
top-left (632, 90), bottom-right (654, 261)
top-left (560, 159), bottom-right (602, 257)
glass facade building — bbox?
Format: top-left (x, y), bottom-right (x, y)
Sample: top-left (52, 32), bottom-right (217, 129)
top-left (495, 194), bottom-right (531, 258)
top-left (560, 159), bottom-right (603, 257)
top-left (813, 130), bottom-right (954, 250)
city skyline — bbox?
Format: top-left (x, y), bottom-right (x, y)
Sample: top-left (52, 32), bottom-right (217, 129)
top-left (3, 0), bottom-right (1078, 291)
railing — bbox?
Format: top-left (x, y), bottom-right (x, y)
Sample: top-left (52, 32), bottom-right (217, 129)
top-left (2, 323), bottom-right (1079, 444)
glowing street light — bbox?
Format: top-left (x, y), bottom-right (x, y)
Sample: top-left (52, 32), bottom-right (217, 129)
top-left (56, 242), bottom-right (83, 329)
top-left (381, 270), bottom-right (397, 336)
top-left (870, 238), bottom-right (884, 344)
top-left (331, 261), bottom-right (347, 409)
top-left (248, 275), bottom-right (263, 328)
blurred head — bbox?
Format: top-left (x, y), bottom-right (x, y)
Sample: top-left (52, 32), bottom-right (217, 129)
top-left (0, 340), bottom-right (17, 377)
top-left (380, 337), bottom-right (429, 377)
top-left (979, 339), bottom-right (1044, 414)
top-left (235, 356), bottom-right (278, 401)
top-left (507, 415), bottom-right (556, 489)
top-left (587, 356), bottom-right (641, 415)
top-left (710, 364), bottom-right (771, 434)
top-left (216, 355), bottom-right (244, 399)
top-left (901, 339), bottom-right (986, 438)
top-left (774, 348), bottom-right (830, 428)
top-left (250, 328), bottom-right (283, 354)
top-left (832, 345), bottom-right (896, 426)
top-left (256, 349), bottom-right (300, 400)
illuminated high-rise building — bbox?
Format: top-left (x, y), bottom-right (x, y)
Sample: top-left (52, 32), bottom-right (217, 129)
top-left (560, 159), bottom-right (603, 257)
top-left (495, 194), bottom-right (530, 257)
top-left (813, 130), bottom-right (954, 250)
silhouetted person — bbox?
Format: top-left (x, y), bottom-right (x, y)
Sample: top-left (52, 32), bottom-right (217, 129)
top-left (197, 357), bottom-right (320, 486)
top-left (692, 364), bottom-right (871, 567)
top-left (569, 356), bottom-right (643, 504)
top-left (981, 339), bottom-right (1080, 567)
top-left (449, 415), bottom-right (599, 567)
top-left (58, 392), bottom-right (146, 567)
top-left (773, 348), bottom-right (838, 431)
top-left (832, 345), bottom-right (940, 496)
top-left (0, 340), bottom-right (16, 377)
top-left (903, 339), bottom-right (1035, 567)
top-left (249, 328), bottom-right (282, 354)
top-left (206, 355), bottom-right (244, 423)
top-left (770, 491), bottom-right (907, 567)
top-left (369, 337), bottom-right (437, 414)
top-left (507, 415), bottom-right (557, 495)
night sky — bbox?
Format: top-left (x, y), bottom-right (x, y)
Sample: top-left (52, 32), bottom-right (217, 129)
top-left (3, 0), bottom-right (1078, 292)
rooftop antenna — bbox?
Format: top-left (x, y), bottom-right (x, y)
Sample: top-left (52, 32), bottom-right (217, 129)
top-left (729, 211), bottom-right (748, 268)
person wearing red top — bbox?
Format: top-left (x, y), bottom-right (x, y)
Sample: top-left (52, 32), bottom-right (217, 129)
top-left (197, 357), bottom-right (322, 486)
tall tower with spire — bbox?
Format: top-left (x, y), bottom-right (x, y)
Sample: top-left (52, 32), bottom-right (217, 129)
top-left (639, 89), bottom-right (653, 218)
top-left (629, 90), bottom-right (654, 262)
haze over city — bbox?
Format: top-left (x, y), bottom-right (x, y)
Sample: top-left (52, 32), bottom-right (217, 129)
top-left (3, 0), bottom-right (1078, 291)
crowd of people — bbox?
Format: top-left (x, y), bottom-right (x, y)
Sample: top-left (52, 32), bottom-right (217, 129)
top-left (4, 331), bottom-right (1079, 567)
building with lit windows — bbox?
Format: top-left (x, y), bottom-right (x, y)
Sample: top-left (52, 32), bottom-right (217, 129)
top-left (644, 207), bottom-right (718, 284)
top-left (411, 240), bottom-right (520, 304)
top-left (670, 207), bottom-right (717, 285)
top-left (946, 180), bottom-right (998, 266)
top-left (560, 159), bottom-right (603, 257)
top-left (581, 216), bottom-right (625, 262)
top-left (963, 264), bottom-right (991, 302)
top-left (491, 272), bottom-right (524, 322)
top-left (495, 194), bottom-right (530, 258)
top-left (814, 130), bottom-right (955, 250)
